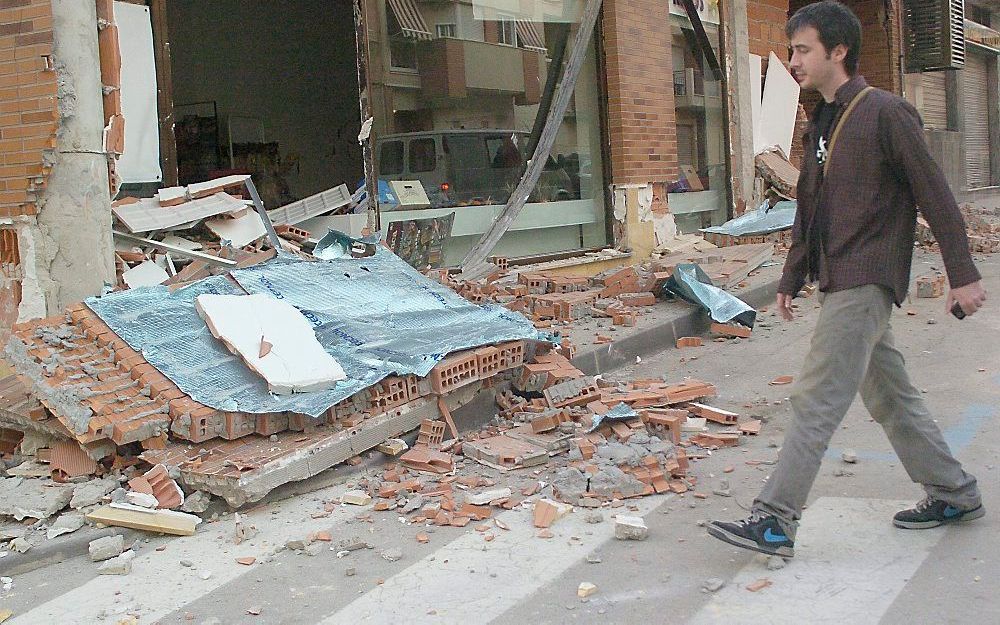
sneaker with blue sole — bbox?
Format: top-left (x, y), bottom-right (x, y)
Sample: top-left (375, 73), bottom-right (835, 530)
top-left (893, 497), bottom-right (985, 529)
top-left (707, 512), bottom-right (795, 558)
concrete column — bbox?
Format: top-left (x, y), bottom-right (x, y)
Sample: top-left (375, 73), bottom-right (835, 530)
top-left (719, 0), bottom-right (756, 215)
top-left (33, 0), bottom-right (116, 315)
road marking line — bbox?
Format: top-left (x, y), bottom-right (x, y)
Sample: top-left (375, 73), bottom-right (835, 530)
top-left (690, 497), bottom-right (945, 625)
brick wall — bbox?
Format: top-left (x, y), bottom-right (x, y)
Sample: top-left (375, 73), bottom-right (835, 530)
top-left (602, 0), bottom-right (677, 185)
top-left (747, 0), bottom-right (789, 67)
top-left (0, 0), bottom-right (57, 218)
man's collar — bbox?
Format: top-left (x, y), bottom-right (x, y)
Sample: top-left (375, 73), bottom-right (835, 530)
top-left (833, 74), bottom-right (869, 106)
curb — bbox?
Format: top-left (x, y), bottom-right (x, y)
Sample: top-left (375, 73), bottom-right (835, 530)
top-left (0, 526), bottom-right (119, 577)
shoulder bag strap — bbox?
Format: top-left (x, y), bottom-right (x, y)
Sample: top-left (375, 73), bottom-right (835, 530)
top-left (823, 86), bottom-right (875, 177)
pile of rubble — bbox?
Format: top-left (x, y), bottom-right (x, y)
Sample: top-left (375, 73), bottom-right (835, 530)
top-left (916, 204), bottom-right (1000, 254)
top-left (429, 242), bottom-right (775, 337)
top-left (346, 343), bottom-right (763, 533)
top-left (110, 175), bottom-right (355, 289)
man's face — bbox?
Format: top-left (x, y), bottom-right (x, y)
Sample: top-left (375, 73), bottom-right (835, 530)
top-left (788, 26), bottom-right (844, 92)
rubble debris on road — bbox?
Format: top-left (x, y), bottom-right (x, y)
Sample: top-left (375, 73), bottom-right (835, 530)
top-left (0, 172), bottom-right (777, 556)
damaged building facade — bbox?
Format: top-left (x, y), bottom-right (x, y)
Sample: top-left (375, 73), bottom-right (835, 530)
top-left (2, 0), bottom-right (999, 320)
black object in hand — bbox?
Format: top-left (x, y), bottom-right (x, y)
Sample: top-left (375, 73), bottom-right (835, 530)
top-left (951, 301), bottom-right (966, 319)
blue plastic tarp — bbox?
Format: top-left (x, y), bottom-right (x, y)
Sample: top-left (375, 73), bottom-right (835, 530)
top-left (700, 200), bottom-right (796, 238)
top-left (662, 263), bottom-right (757, 328)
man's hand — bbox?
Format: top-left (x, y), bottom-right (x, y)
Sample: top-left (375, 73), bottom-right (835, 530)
top-left (946, 280), bottom-right (987, 318)
top-left (776, 293), bottom-right (795, 321)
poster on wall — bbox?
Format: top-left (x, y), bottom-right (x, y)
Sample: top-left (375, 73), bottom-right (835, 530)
top-left (384, 212), bottom-right (456, 270)
top-left (114, 2), bottom-right (162, 183)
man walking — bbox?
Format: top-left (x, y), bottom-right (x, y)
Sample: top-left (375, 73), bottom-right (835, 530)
top-left (707, 0), bottom-right (987, 559)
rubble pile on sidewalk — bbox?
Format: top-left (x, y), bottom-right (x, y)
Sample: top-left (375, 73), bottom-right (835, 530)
top-left (349, 343), bottom-right (762, 530)
top-left (111, 176), bottom-right (354, 289)
top-left (428, 242), bottom-right (775, 336)
top-left (916, 204), bottom-right (1000, 254)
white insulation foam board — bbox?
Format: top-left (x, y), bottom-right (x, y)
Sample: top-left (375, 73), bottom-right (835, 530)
top-left (194, 293), bottom-right (347, 395)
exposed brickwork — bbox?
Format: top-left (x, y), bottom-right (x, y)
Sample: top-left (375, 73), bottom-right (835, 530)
top-left (602, 0), bottom-right (678, 185)
top-left (747, 0), bottom-right (790, 64)
top-left (0, 0), bottom-right (57, 218)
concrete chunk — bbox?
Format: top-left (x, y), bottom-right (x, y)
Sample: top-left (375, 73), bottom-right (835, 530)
top-left (466, 488), bottom-right (512, 506)
top-left (97, 549), bottom-right (135, 575)
top-left (0, 477), bottom-right (75, 521)
top-left (89, 534), bottom-right (125, 562)
top-left (341, 490), bottom-right (372, 506)
top-left (70, 477), bottom-right (119, 510)
top-left (614, 515), bottom-right (649, 541)
top-left (47, 513), bottom-right (85, 539)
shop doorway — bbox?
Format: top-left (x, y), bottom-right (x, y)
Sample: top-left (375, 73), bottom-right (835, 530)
top-left (165, 0), bottom-right (364, 208)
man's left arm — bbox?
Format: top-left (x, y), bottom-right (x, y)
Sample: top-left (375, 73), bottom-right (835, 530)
top-left (879, 100), bottom-right (986, 315)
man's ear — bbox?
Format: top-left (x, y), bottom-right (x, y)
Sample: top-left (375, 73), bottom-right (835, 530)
top-left (830, 43), bottom-right (848, 66)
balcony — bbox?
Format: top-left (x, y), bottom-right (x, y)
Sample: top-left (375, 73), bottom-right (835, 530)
top-left (417, 38), bottom-right (545, 104)
top-left (673, 68), bottom-right (722, 110)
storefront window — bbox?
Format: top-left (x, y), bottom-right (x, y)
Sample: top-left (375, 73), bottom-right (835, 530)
top-left (667, 3), bottom-right (728, 233)
top-left (367, 0), bottom-right (607, 264)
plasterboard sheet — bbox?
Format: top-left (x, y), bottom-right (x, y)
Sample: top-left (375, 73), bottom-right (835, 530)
top-left (195, 293), bottom-right (347, 394)
top-left (85, 247), bottom-right (545, 416)
top-left (204, 211), bottom-right (266, 247)
top-left (750, 53), bottom-right (764, 155)
top-left (122, 261), bottom-right (169, 288)
top-left (758, 52), bottom-right (800, 157)
top-left (112, 192), bottom-right (247, 233)
top-left (267, 184), bottom-right (352, 226)
top-left (160, 235), bottom-right (202, 251)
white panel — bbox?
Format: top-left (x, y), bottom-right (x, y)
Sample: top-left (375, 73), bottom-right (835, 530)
top-left (114, 2), bottom-right (162, 183)
top-left (195, 293), bottom-right (347, 395)
top-left (920, 71), bottom-right (948, 129)
top-left (750, 53), bottom-right (763, 154)
top-left (758, 52), bottom-right (801, 158)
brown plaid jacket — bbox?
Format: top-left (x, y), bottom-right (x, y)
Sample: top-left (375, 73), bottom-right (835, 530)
top-left (778, 75), bottom-right (981, 304)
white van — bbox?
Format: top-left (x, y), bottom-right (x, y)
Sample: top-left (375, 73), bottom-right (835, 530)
top-left (376, 129), bottom-right (574, 209)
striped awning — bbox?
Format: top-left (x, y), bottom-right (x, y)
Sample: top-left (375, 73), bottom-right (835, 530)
top-left (516, 20), bottom-right (547, 51)
top-left (387, 0), bottom-right (432, 40)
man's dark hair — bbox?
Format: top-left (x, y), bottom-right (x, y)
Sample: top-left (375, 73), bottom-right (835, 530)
top-left (786, 1), bottom-right (862, 75)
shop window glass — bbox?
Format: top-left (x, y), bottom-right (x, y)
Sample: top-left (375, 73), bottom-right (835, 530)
top-left (369, 0), bottom-right (608, 263)
top-left (667, 7), bottom-right (728, 233)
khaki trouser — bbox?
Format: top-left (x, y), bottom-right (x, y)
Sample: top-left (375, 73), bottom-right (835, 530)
top-left (753, 284), bottom-right (981, 535)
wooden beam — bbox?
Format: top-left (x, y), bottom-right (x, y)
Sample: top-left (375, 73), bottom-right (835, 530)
top-left (149, 0), bottom-right (178, 186)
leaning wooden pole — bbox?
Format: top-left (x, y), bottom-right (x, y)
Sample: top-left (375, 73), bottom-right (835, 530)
top-left (458, 0), bottom-right (603, 278)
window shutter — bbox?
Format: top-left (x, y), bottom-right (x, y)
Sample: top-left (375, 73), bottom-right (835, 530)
top-left (904, 0), bottom-right (965, 72)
